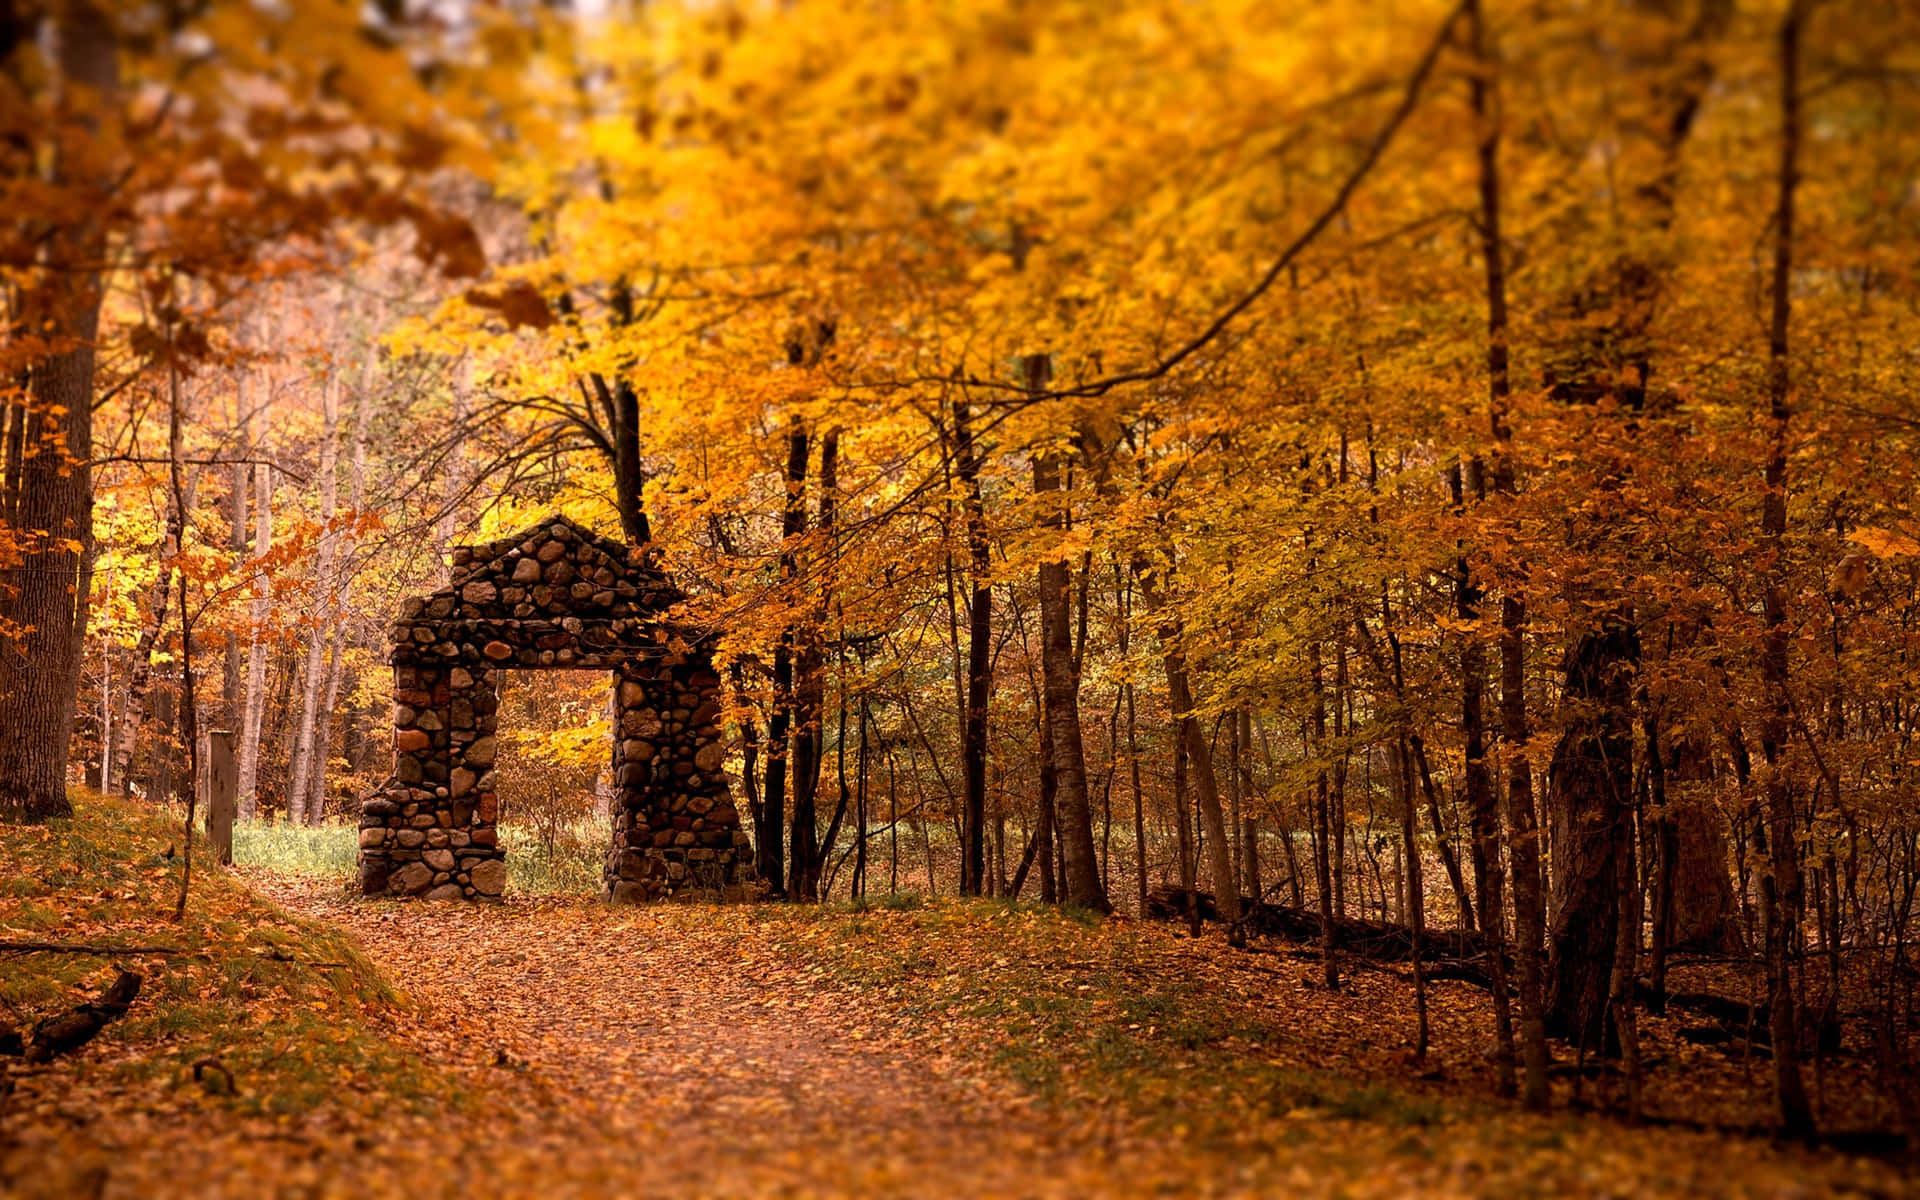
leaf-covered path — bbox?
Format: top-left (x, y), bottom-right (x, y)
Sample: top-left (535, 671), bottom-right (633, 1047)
top-left (252, 882), bottom-right (1908, 1200)
top-left (271, 881), bottom-right (1116, 1198)
top-left (8, 822), bottom-right (1906, 1200)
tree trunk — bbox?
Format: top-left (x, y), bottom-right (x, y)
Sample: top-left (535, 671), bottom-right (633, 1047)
top-left (1609, 781), bottom-right (1644, 1120)
top-left (301, 342), bottom-right (374, 826)
top-left (223, 425), bottom-right (246, 732)
top-left (1450, 458), bottom-right (1513, 1091)
top-left (1758, 0), bottom-right (1815, 1139)
top-left (0, 8), bottom-right (117, 821)
top-left (1134, 557), bottom-right (1240, 940)
top-left (1173, 734), bottom-right (1199, 937)
top-left (1395, 736), bottom-right (1429, 1062)
top-left (237, 449), bottom-right (273, 819)
top-left (1027, 355), bottom-right (1108, 913)
top-left (1310, 643), bottom-right (1339, 985)
top-left (759, 417), bottom-right (808, 896)
top-left (305, 622), bottom-right (347, 823)
top-left (287, 371), bottom-right (343, 824)
top-left (1545, 619), bottom-right (1640, 1050)
top-left (790, 429), bottom-right (838, 902)
top-left (955, 397), bottom-right (993, 897)
top-left (1467, 0), bottom-right (1551, 1107)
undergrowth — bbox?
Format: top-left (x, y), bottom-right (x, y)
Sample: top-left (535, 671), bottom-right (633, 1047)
top-left (0, 790), bottom-right (438, 1117)
top-left (235, 815), bottom-right (605, 896)
top-left (759, 897), bottom-right (1461, 1139)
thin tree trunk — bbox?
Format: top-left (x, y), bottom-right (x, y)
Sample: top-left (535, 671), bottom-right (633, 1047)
top-left (1758, 0), bottom-right (1815, 1138)
top-left (1468, 0), bottom-right (1550, 1109)
top-left (306, 623), bottom-right (346, 823)
top-left (956, 398), bottom-right (993, 897)
top-left (287, 370), bottom-right (342, 825)
top-left (1610, 780), bottom-right (1644, 1121)
top-left (1449, 458), bottom-right (1513, 1091)
top-left (1310, 643), bottom-right (1339, 985)
top-left (790, 429), bottom-right (838, 901)
top-left (1647, 713), bottom-right (1677, 1011)
top-left (759, 417), bottom-right (809, 896)
top-left (1174, 733), bottom-right (1200, 937)
top-left (1135, 559), bottom-right (1241, 942)
top-left (237, 441), bottom-right (272, 819)
top-left (303, 341), bottom-right (374, 826)
top-left (854, 694), bottom-right (870, 900)
top-left (1396, 736), bottom-right (1430, 1062)
top-left (223, 399), bottom-right (247, 733)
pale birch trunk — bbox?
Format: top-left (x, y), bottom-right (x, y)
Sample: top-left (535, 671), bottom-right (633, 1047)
top-left (286, 370), bottom-right (341, 823)
top-left (237, 430), bottom-right (273, 819)
top-left (301, 343), bottom-right (375, 824)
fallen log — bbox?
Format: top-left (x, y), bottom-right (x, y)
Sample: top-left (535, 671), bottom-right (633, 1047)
top-left (0, 939), bottom-right (352, 969)
top-left (1144, 886), bottom-right (1490, 961)
top-left (22, 970), bottom-right (142, 1063)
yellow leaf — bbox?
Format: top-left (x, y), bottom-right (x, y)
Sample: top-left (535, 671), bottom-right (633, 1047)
top-left (1847, 527), bottom-right (1920, 559)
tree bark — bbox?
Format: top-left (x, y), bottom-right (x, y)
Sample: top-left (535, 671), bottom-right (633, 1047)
top-left (287, 369), bottom-right (342, 824)
top-left (1466, 0), bottom-right (1551, 1108)
top-left (1310, 643), bottom-right (1339, 985)
top-left (0, 7), bottom-right (117, 822)
top-left (1545, 619), bottom-right (1640, 1049)
top-left (1539, 0), bottom-right (1728, 1054)
top-left (759, 416), bottom-right (808, 896)
top-left (955, 397), bottom-right (993, 896)
top-left (1134, 558), bottom-right (1239, 940)
top-left (237, 445), bottom-right (273, 819)
top-left (1758, 0), bottom-right (1815, 1139)
top-left (1023, 354), bottom-right (1107, 912)
top-left (789, 429), bottom-right (838, 901)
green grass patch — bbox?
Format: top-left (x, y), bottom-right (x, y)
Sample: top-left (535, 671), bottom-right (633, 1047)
top-left (233, 816), bottom-right (606, 896)
top-left (233, 819), bottom-right (360, 879)
top-left (0, 791), bottom-right (439, 1117)
top-left (757, 896), bottom-right (1467, 1137)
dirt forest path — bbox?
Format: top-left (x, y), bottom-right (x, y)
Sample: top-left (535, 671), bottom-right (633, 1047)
top-left (263, 880), bottom-right (1143, 1199)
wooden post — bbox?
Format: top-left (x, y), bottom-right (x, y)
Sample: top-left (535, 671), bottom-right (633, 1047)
top-left (1243, 815), bottom-right (1261, 903)
top-left (206, 729), bottom-right (236, 866)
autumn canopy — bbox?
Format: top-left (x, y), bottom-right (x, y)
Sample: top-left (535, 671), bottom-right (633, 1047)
top-left (2, 0), bottom-right (1920, 1192)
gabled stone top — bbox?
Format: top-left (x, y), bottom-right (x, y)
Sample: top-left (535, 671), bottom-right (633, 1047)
top-left (396, 514), bottom-right (685, 632)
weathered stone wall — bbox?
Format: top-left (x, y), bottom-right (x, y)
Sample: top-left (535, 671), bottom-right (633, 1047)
top-left (357, 515), bottom-right (750, 904)
top-left (358, 663), bottom-right (505, 900)
top-left (605, 658), bottom-right (740, 902)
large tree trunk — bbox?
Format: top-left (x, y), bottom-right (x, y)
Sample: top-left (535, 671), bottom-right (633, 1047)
top-left (1663, 733), bottom-right (1743, 951)
top-left (1539, 0), bottom-right (1727, 1055)
top-left (1545, 619), bottom-right (1640, 1049)
top-left (0, 8), bottom-right (117, 821)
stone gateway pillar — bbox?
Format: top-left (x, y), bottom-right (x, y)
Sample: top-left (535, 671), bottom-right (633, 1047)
top-left (357, 515), bottom-right (751, 903)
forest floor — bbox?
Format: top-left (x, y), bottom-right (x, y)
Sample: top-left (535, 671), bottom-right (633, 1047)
top-left (2, 796), bottom-right (1913, 1198)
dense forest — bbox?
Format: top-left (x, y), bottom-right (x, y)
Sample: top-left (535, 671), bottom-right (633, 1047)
top-left (4, 0), bottom-right (1920, 1194)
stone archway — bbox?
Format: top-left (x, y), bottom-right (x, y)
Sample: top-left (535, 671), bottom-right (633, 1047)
top-left (356, 515), bottom-right (750, 902)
